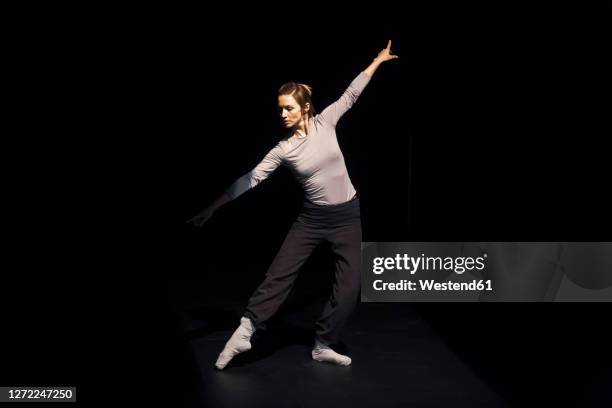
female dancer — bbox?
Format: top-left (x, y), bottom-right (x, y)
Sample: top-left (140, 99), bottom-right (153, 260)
top-left (188, 40), bottom-right (398, 369)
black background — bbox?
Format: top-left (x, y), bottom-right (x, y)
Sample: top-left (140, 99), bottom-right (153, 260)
top-left (3, 1), bottom-right (611, 406)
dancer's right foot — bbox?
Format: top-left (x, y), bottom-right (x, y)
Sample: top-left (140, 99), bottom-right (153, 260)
top-left (214, 317), bottom-right (255, 370)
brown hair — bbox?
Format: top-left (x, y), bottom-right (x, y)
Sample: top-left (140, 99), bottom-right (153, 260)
top-left (278, 82), bottom-right (316, 119)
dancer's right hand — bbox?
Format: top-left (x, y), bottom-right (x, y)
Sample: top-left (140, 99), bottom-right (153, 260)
top-left (186, 207), bottom-right (215, 227)
top-left (187, 193), bottom-right (231, 227)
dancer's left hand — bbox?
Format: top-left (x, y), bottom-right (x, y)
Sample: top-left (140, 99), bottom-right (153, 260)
top-left (375, 40), bottom-right (399, 63)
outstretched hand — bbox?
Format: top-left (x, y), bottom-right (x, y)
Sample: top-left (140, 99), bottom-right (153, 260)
top-left (186, 193), bottom-right (230, 228)
top-left (375, 40), bottom-right (399, 63)
top-left (186, 207), bottom-right (215, 227)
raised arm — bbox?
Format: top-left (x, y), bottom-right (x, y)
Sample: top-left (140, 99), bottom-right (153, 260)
top-left (187, 144), bottom-right (284, 227)
top-left (319, 40), bottom-right (399, 127)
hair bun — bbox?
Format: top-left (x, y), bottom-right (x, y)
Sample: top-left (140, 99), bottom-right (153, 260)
top-left (299, 83), bottom-right (313, 96)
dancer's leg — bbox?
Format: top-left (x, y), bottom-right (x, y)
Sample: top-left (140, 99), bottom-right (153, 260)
top-left (243, 219), bottom-right (322, 328)
top-left (215, 219), bottom-right (322, 369)
top-left (313, 218), bottom-right (361, 365)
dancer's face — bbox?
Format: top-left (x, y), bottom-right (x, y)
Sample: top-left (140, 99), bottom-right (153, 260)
top-left (278, 94), bottom-right (309, 129)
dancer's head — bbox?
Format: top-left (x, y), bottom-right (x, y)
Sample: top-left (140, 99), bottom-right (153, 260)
top-left (278, 82), bottom-right (315, 129)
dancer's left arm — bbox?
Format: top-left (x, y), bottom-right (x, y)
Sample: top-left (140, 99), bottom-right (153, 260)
top-left (320, 40), bottom-right (399, 127)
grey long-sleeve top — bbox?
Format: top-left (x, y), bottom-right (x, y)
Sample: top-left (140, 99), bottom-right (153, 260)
top-left (225, 71), bottom-right (371, 205)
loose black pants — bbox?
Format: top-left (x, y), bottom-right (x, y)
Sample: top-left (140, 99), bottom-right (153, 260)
top-left (244, 196), bottom-right (362, 345)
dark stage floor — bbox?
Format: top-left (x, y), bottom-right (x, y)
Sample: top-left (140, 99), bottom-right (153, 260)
top-left (144, 253), bottom-right (612, 408)
top-left (63, 272), bottom-right (612, 408)
top-left (179, 303), bottom-right (510, 408)
top-left (161, 292), bottom-right (612, 408)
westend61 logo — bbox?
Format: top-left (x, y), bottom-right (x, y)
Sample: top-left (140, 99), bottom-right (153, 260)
top-left (372, 253), bottom-right (488, 275)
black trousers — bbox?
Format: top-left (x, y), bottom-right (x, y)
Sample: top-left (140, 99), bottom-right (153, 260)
top-left (244, 196), bottom-right (362, 345)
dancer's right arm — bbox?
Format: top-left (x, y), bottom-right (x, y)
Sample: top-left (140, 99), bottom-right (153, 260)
top-left (187, 144), bottom-right (285, 227)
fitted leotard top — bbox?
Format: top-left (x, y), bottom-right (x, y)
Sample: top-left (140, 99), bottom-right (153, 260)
top-left (226, 71), bottom-right (371, 205)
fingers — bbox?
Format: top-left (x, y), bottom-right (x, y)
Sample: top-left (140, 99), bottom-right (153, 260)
top-left (382, 40), bottom-right (399, 61)
top-left (186, 216), bottom-right (202, 226)
top-left (187, 210), bottom-right (214, 227)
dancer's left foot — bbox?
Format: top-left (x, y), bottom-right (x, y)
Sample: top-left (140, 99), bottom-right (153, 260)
top-left (312, 346), bottom-right (351, 366)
